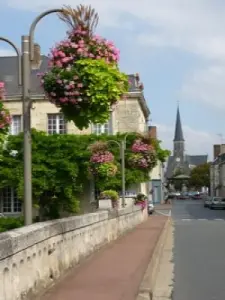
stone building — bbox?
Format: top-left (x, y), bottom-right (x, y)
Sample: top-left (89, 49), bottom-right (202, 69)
top-left (166, 106), bottom-right (208, 181)
top-left (0, 49), bottom-right (150, 215)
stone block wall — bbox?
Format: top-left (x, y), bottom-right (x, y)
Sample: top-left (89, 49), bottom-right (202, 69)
top-left (0, 206), bottom-right (147, 300)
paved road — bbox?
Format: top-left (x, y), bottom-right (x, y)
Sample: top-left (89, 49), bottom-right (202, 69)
top-left (172, 199), bottom-right (225, 300)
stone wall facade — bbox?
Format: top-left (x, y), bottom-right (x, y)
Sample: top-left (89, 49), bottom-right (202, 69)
top-left (3, 93), bottom-right (148, 135)
top-left (0, 206), bottom-right (147, 300)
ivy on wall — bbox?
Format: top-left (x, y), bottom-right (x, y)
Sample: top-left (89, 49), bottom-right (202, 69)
top-left (0, 130), bottom-right (170, 218)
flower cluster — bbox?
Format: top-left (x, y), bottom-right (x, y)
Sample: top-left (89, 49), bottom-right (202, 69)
top-left (0, 82), bottom-right (11, 134)
top-left (41, 11), bottom-right (129, 130)
top-left (0, 82), bottom-right (5, 100)
top-left (90, 151), bottom-right (114, 163)
top-left (48, 27), bottom-right (120, 69)
top-left (128, 139), bottom-right (157, 170)
top-left (132, 140), bottom-right (154, 153)
top-left (134, 193), bottom-right (147, 210)
top-left (89, 142), bottom-right (118, 178)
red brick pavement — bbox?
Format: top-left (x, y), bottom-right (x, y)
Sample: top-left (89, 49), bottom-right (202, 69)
top-left (40, 216), bottom-right (167, 300)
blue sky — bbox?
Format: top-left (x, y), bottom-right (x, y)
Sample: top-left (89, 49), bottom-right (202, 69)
top-left (1, 0), bottom-right (225, 159)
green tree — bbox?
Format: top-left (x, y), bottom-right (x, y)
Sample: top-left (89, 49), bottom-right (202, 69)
top-left (189, 163), bottom-right (210, 189)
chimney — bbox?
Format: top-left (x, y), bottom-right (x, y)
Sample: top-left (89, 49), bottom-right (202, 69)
top-left (213, 144), bottom-right (225, 159)
top-left (149, 126), bottom-right (157, 139)
top-left (214, 145), bottom-right (220, 160)
top-left (31, 43), bottom-right (41, 69)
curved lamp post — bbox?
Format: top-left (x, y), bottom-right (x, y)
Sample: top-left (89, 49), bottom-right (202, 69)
top-left (0, 37), bottom-right (21, 86)
top-left (21, 9), bottom-right (63, 225)
top-left (1, 8), bottom-right (64, 225)
top-left (108, 138), bottom-right (127, 208)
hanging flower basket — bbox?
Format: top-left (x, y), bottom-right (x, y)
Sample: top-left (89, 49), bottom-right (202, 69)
top-left (128, 139), bottom-right (157, 171)
top-left (0, 82), bottom-right (11, 135)
top-left (41, 5), bottom-right (129, 130)
top-left (88, 141), bottom-right (118, 178)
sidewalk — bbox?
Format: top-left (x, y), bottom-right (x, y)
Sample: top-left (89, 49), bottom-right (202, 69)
top-left (155, 203), bottom-right (172, 210)
top-left (39, 216), bottom-right (167, 300)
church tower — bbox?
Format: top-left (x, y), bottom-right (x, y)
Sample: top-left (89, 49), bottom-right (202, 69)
top-left (173, 106), bottom-right (185, 162)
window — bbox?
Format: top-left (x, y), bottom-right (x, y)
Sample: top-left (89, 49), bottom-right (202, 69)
top-left (2, 187), bottom-right (22, 213)
top-left (10, 115), bottom-right (22, 135)
top-left (92, 123), bottom-right (109, 135)
top-left (47, 114), bottom-right (67, 134)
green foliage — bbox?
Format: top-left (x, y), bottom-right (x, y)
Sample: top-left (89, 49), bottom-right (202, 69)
top-left (189, 163), bottom-right (210, 189)
top-left (0, 130), bottom-right (81, 219)
top-left (43, 59), bottom-right (129, 129)
top-left (0, 217), bottom-right (24, 232)
top-left (0, 130), bottom-right (170, 217)
top-left (152, 139), bottom-right (171, 162)
top-left (101, 190), bottom-right (119, 201)
top-left (134, 193), bottom-right (147, 202)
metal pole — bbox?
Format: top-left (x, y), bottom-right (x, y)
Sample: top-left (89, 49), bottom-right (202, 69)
top-left (121, 140), bottom-right (126, 207)
top-left (22, 35), bottom-right (32, 225)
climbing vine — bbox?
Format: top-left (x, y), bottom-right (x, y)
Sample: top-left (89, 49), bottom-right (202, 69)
top-left (0, 130), bottom-right (170, 218)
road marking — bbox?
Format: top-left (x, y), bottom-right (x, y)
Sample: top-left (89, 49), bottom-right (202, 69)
top-left (155, 210), bottom-right (171, 217)
top-left (214, 219), bottom-right (224, 221)
top-left (198, 219), bottom-right (207, 221)
top-left (182, 219), bottom-right (191, 221)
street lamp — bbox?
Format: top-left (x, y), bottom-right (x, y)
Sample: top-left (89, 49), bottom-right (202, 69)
top-left (108, 139), bottom-right (126, 207)
top-left (1, 8), bottom-right (64, 225)
top-left (108, 133), bottom-right (130, 208)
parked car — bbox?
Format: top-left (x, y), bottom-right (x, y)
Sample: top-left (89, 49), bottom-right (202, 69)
top-left (209, 197), bottom-right (225, 210)
top-left (204, 197), bottom-right (212, 208)
top-left (148, 202), bottom-right (154, 214)
top-left (192, 194), bottom-right (202, 200)
top-left (179, 192), bottom-right (189, 200)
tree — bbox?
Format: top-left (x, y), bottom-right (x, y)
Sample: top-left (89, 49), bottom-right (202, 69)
top-left (189, 163), bottom-right (210, 189)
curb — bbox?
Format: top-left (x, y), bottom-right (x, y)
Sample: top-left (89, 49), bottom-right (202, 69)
top-left (136, 217), bottom-right (171, 300)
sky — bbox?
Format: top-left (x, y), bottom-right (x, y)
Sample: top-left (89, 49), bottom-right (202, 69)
top-left (1, 0), bottom-right (225, 159)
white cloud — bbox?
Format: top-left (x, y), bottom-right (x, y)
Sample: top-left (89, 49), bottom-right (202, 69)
top-left (5, 0), bottom-right (225, 110)
top-left (156, 123), bottom-right (218, 159)
top-left (180, 64), bottom-right (225, 109)
top-left (0, 48), bottom-right (16, 56)
top-left (6, 0), bottom-right (225, 62)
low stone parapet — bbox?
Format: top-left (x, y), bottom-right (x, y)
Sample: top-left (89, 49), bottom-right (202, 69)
top-left (0, 206), bottom-right (147, 300)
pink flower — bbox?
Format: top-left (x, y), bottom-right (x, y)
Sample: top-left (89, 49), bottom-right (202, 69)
top-left (77, 83), bottom-right (83, 88)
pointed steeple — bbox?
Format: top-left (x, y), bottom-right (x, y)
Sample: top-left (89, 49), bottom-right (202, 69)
top-left (173, 106), bottom-right (184, 141)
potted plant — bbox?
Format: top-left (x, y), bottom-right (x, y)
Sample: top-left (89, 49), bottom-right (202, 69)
top-left (134, 193), bottom-right (147, 210)
top-left (100, 190), bottom-right (119, 209)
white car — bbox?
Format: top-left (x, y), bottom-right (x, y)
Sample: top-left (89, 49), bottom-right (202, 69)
top-left (148, 202), bottom-right (154, 214)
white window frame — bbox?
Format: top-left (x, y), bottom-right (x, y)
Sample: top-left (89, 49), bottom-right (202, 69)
top-left (47, 113), bottom-right (67, 134)
top-left (1, 187), bottom-right (22, 214)
top-left (10, 115), bottom-right (22, 135)
top-left (92, 123), bottom-right (109, 135)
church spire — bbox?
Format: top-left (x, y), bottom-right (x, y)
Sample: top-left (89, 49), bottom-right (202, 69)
top-left (173, 105), bottom-right (184, 141)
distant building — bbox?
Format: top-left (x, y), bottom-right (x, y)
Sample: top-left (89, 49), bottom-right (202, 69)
top-left (166, 106), bottom-right (208, 180)
top-left (210, 146), bottom-right (225, 197)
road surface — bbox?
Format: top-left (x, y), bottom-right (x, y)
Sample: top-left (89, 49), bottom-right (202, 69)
top-left (172, 199), bottom-right (225, 300)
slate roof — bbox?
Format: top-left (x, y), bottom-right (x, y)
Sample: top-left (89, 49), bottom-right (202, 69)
top-left (0, 56), bottom-right (140, 96)
top-left (174, 106), bottom-right (184, 141)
